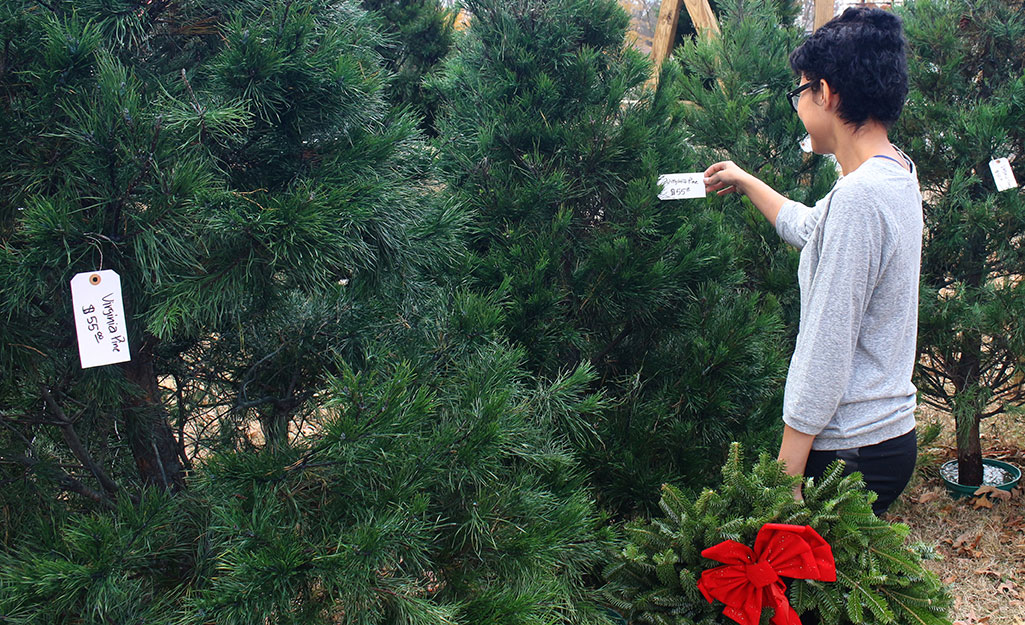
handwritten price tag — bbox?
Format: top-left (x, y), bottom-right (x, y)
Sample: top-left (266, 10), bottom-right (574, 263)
top-left (657, 173), bottom-right (706, 200)
top-left (990, 158), bottom-right (1018, 192)
top-left (70, 270), bottom-right (131, 368)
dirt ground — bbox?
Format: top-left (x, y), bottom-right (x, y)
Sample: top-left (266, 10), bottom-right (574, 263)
top-left (886, 405), bottom-right (1025, 625)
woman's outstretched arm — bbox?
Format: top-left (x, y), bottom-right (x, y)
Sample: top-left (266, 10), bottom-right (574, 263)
top-left (703, 161), bottom-right (790, 227)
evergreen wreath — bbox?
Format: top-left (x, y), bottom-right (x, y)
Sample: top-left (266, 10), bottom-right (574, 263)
top-left (603, 443), bottom-right (951, 625)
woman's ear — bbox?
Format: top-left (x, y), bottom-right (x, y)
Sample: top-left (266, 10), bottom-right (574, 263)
top-left (819, 80), bottom-right (841, 113)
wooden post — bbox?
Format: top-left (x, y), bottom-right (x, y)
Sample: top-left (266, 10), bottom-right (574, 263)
top-left (684, 0), bottom-right (721, 39)
top-left (650, 0), bottom-right (719, 86)
top-left (814, 0), bottom-right (835, 30)
top-left (651, 0), bottom-right (683, 78)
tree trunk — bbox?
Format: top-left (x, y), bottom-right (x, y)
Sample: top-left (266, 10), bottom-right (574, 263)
top-left (952, 223), bottom-right (989, 487)
top-left (955, 412), bottom-right (983, 487)
top-left (260, 406), bottom-right (290, 449)
top-left (953, 331), bottom-right (984, 487)
top-left (121, 337), bottom-right (186, 490)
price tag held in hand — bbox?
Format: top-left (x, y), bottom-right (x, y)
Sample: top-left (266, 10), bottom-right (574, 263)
top-left (70, 270), bottom-right (131, 368)
top-left (658, 173), bottom-right (707, 200)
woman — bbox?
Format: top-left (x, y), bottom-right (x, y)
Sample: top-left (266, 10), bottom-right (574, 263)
top-left (703, 7), bottom-right (921, 515)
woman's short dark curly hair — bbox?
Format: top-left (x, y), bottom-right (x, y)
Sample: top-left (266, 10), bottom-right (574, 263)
top-left (789, 7), bottom-right (908, 128)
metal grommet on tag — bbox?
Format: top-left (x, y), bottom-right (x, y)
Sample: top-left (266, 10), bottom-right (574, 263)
top-left (89, 274), bottom-right (102, 286)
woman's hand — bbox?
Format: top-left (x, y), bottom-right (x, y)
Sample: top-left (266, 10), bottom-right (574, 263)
top-left (703, 161), bottom-right (753, 196)
top-left (702, 161), bottom-right (788, 227)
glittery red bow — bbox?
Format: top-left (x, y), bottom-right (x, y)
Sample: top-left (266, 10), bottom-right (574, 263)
top-left (696, 523), bottom-right (836, 625)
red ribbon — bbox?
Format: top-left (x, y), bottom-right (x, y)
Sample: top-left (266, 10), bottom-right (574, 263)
top-left (696, 523), bottom-right (836, 625)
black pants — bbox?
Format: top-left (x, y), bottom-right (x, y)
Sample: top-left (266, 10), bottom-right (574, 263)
top-left (803, 428), bottom-right (917, 516)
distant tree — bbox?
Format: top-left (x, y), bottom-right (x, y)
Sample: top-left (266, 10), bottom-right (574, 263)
top-left (894, 0), bottom-right (1025, 486)
top-left (620, 0), bottom-right (661, 52)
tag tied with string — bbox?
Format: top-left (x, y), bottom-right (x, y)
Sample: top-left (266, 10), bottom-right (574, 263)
top-left (990, 157), bottom-right (1018, 192)
top-left (70, 270), bottom-right (131, 368)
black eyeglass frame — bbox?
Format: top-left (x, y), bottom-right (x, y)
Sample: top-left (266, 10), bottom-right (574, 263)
top-left (785, 80), bottom-right (817, 112)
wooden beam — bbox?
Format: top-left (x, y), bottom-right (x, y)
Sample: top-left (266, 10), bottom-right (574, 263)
top-left (814, 0), bottom-right (835, 30)
top-left (650, 0), bottom-right (719, 87)
top-left (684, 0), bottom-right (721, 39)
top-left (651, 0), bottom-right (683, 76)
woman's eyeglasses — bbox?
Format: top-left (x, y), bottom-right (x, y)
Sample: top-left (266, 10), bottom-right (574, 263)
top-left (785, 81), bottom-right (816, 112)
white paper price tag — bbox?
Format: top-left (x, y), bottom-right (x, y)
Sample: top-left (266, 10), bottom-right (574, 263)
top-left (990, 158), bottom-right (1018, 192)
top-left (657, 173), bottom-right (706, 200)
top-left (70, 270), bottom-right (131, 368)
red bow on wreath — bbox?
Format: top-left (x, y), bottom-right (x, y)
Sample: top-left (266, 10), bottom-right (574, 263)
top-left (696, 523), bottom-right (836, 625)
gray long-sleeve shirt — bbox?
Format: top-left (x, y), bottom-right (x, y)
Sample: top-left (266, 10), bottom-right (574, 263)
top-left (775, 156), bottom-right (922, 450)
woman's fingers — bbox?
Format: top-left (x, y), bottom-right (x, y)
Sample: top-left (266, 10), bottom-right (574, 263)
top-left (703, 160), bottom-right (732, 173)
top-left (704, 161), bottom-right (743, 196)
top-left (703, 181), bottom-right (732, 196)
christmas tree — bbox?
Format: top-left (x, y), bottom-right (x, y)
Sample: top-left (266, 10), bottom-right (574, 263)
top-left (0, 0), bottom-right (454, 500)
top-left (0, 1), bottom-right (613, 622)
top-left (435, 0), bottom-right (787, 514)
top-left (893, 0), bottom-right (1025, 486)
top-left (604, 444), bottom-right (951, 625)
top-left (667, 0), bottom-right (839, 336)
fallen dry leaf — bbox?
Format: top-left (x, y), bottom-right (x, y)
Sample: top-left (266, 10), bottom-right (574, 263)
top-left (972, 496), bottom-right (994, 509)
top-left (916, 489), bottom-right (944, 503)
top-left (947, 530), bottom-right (984, 556)
top-left (974, 485), bottom-right (1012, 501)
top-left (997, 581), bottom-right (1020, 597)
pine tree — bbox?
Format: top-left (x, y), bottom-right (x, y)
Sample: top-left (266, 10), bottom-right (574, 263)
top-left (360, 0), bottom-right (456, 136)
top-left (893, 0), bottom-right (1025, 486)
top-left (667, 0), bottom-right (839, 336)
top-left (0, 313), bottom-right (617, 624)
top-left (603, 443), bottom-right (951, 625)
top-left (0, 0), bottom-right (454, 504)
top-left (0, 1), bottom-right (615, 622)
top-left (435, 0), bottom-right (787, 514)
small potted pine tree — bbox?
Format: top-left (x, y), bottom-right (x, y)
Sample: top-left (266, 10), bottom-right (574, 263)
top-left (894, 0), bottom-right (1025, 495)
